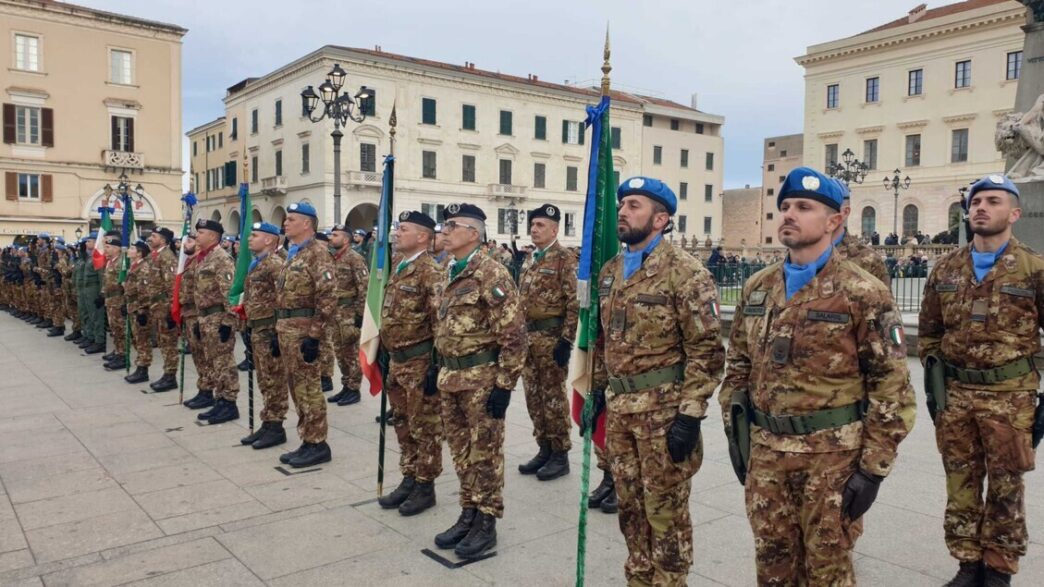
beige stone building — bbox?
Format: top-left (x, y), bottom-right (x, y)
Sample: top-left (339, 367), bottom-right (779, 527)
top-left (0, 0), bottom-right (186, 244)
top-left (796, 0), bottom-right (1023, 241)
top-left (760, 134), bottom-right (804, 247)
top-left (187, 46), bottom-right (725, 245)
top-left (721, 185), bottom-right (761, 249)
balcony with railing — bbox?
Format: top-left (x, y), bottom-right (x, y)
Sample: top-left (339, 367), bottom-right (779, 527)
top-left (102, 150), bottom-right (144, 170)
top-left (487, 183), bottom-right (526, 200)
top-left (345, 170), bottom-right (382, 187)
top-left (261, 175), bottom-right (287, 194)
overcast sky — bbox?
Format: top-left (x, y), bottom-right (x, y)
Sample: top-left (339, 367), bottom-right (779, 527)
top-left (84, 0), bottom-right (951, 189)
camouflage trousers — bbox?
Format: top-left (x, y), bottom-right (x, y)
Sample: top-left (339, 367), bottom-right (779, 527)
top-left (320, 328), bottom-right (335, 379)
top-left (333, 307), bottom-right (362, 390)
top-left (276, 320), bottom-right (328, 443)
top-left (150, 301), bottom-right (179, 375)
top-left (105, 299), bottom-right (126, 355)
top-left (936, 388), bottom-right (1036, 575)
top-left (745, 446), bottom-right (862, 587)
top-left (443, 387), bottom-right (505, 517)
top-left (521, 332), bottom-right (572, 452)
top-left (65, 288), bottom-right (79, 331)
top-left (606, 406), bottom-right (701, 587)
top-left (251, 326), bottom-right (288, 423)
top-left (131, 311), bottom-right (152, 367)
top-left (596, 445), bottom-right (609, 472)
top-left (387, 353), bottom-right (443, 483)
top-left (199, 313), bottom-right (239, 402)
top-left (49, 286), bottom-right (64, 325)
top-left (185, 316), bottom-right (212, 391)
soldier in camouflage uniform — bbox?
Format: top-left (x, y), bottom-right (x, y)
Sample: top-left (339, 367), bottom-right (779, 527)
top-left (59, 245), bottom-right (81, 341)
top-left (919, 174), bottom-right (1044, 587)
top-left (376, 211), bottom-right (444, 517)
top-left (723, 168), bottom-right (915, 586)
top-left (314, 230), bottom-right (336, 394)
top-left (46, 240), bottom-right (68, 337)
top-left (326, 224), bottom-right (368, 406)
top-left (516, 204), bottom-right (578, 481)
top-left (432, 203), bottom-right (527, 559)
top-left (124, 240), bottom-right (153, 384)
top-left (180, 233), bottom-right (217, 410)
top-left (832, 191), bottom-right (890, 286)
top-left (147, 228), bottom-right (179, 392)
top-left (80, 233), bottom-right (107, 354)
top-left (239, 222), bottom-right (289, 449)
top-left (191, 219), bottom-right (240, 422)
top-left (585, 177), bottom-right (724, 586)
top-left (101, 234), bottom-right (127, 370)
top-left (275, 202), bottom-right (337, 468)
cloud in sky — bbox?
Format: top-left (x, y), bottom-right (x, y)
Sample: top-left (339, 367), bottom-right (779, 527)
top-left (83, 0), bottom-right (955, 188)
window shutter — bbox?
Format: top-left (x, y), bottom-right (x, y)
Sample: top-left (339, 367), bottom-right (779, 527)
top-left (578, 121), bottom-right (585, 145)
top-left (126, 118), bottom-right (134, 152)
top-left (562, 120), bottom-right (568, 143)
top-left (41, 108), bottom-right (53, 148)
top-left (41, 174), bottom-right (52, 202)
top-left (111, 116), bottom-right (118, 150)
top-left (5, 172), bottom-right (16, 200)
top-left (2, 104), bottom-right (14, 144)
top-left (225, 160), bottom-right (237, 186)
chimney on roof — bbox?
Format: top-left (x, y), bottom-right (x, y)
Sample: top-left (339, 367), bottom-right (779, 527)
top-left (375, 44), bottom-right (382, 52)
top-left (908, 3), bottom-right (927, 24)
top-left (691, 92), bottom-right (699, 109)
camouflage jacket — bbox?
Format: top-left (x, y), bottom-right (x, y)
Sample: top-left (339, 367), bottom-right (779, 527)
top-left (519, 241), bottom-right (579, 342)
top-left (918, 237), bottom-right (1044, 392)
top-left (381, 251), bottom-right (442, 351)
top-left (836, 231), bottom-right (890, 287)
top-left (177, 255), bottom-right (198, 319)
top-left (332, 246), bottom-right (368, 318)
top-left (103, 256), bottom-right (123, 299)
top-left (242, 252), bottom-right (282, 326)
top-left (147, 246), bottom-right (177, 312)
top-left (434, 248), bottom-right (527, 393)
top-left (191, 244), bottom-right (235, 317)
top-left (124, 259), bottom-right (149, 314)
top-left (57, 257), bottom-right (74, 294)
top-left (34, 247), bottom-right (52, 283)
top-left (721, 253), bottom-right (915, 477)
top-left (276, 238), bottom-right (337, 341)
top-left (592, 240), bottom-right (725, 418)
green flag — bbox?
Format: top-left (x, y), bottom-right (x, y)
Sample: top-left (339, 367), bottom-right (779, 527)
top-left (228, 182), bottom-right (251, 305)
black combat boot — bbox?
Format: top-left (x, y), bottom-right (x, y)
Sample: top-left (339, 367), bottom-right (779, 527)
top-left (375, 409), bottom-right (395, 425)
top-left (64, 330), bottom-right (82, 342)
top-left (104, 354), bottom-right (126, 371)
top-left (321, 376), bottom-right (333, 392)
top-left (600, 486), bottom-right (618, 514)
top-left (84, 342), bottom-right (106, 354)
top-left (982, 566), bottom-right (1011, 587)
top-left (237, 358), bottom-right (251, 371)
top-left (149, 373), bottom-right (177, 392)
top-left (46, 326), bottom-right (65, 337)
top-left (287, 441), bottom-right (331, 468)
top-left (279, 443), bottom-right (306, 464)
top-left (588, 471), bottom-right (614, 508)
top-left (378, 476), bottom-right (416, 509)
top-left (197, 399), bottom-right (222, 420)
top-left (434, 508), bottom-right (477, 549)
top-left (240, 423), bottom-right (265, 445)
top-left (536, 450), bottom-right (570, 481)
top-left (518, 442), bottom-right (551, 475)
top-left (206, 399), bottom-right (239, 424)
top-left (327, 387), bottom-right (348, 403)
top-left (251, 421), bottom-right (286, 449)
top-left (35, 319), bottom-right (53, 328)
top-left (124, 366), bottom-right (149, 384)
top-left (78, 337), bottom-right (95, 348)
top-left (454, 512), bottom-right (496, 559)
top-left (102, 350), bottom-right (117, 361)
top-left (944, 561), bottom-right (983, 587)
top-left (336, 389), bottom-right (360, 406)
top-left (398, 481), bottom-right (436, 516)
top-left (184, 390), bottom-right (213, 409)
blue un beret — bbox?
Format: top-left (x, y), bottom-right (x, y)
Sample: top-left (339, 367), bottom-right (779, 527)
top-left (777, 167), bottom-right (845, 212)
top-left (287, 201), bottom-right (318, 218)
top-left (251, 222), bottom-right (281, 236)
top-left (618, 177), bottom-right (677, 215)
top-left (87, 231), bottom-right (98, 240)
top-left (966, 174), bottom-right (1019, 206)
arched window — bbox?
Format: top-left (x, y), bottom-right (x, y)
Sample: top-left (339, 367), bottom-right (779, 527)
top-left (228, 210), bottom-right (241, 236)
top-left (251, 208), bottom-right (262, 224)
top-left (948, 202), bottom-right (964, 231)
top-left (902, 204), bottom-right (919, 236)
top-left (860, 206), bottom-right (876, 237)
top-left (210, 210), bottom-right (222, 222)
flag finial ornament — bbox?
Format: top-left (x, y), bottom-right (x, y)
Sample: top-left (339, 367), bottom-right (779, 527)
top-left (601, 24), bottom-right (612, 96)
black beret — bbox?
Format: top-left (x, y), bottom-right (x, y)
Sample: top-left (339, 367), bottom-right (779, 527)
top-left (315, 230), bottom-right (330, 242)
top-left (133, 239), bottom-right (150, 256)
top-left (104, 235), bottom-right (121, 246)
top-left (105, 229), bottom-right (122, 238)
top-left (195, 219), bottom-right (224, 234)
top-left (528, 203), bottom-right (561, 224)
top-left (443, 202), bottom-right (486, 222)
top-left (331, 224), bottom-right (350, 234)
top-left (397, 210), bottom-right (436, 230)
top-left (155, 227), bottom-right (175, 243)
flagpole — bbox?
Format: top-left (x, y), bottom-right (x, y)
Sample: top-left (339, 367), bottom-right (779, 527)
top-left (175, 181), bottom-right (197, 405)
top-left (376, 102), bottom-right (396, 498)
top-left (244, 154), bottom-right (255, 434)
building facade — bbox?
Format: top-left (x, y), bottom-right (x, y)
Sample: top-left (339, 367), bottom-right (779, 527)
top-left (721, 185), bottom-right (761, 249)
top-left (760, 134), bottom-right (804, 247)
top-left (796, 0), bottom-right (1023, 241)
top-left (0, 0), bottom-right (186, 243)
top-left (187, 46), bottom-right (725, 245)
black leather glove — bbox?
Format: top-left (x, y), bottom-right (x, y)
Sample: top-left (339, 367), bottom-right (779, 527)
top-left (136, 313), bottom-right (147, 326)
top-left (667, 413), bottom-right (703, 463)
top-left (552, 338), bottom-right (572, 368)
top-left (218, 324), bottom-right (232, 343)
top-left (423, 364), bottom-right (439, 396)
top-left (842, 469), bottom-right (883, 521)
top-left (94, 295), bottom-right (104, 309)
top-left (1033, 394), bottom-right (1044, 449)
top-left (166, 313), bottom-right (176, 330)
top-left (580, 388), bottom-right (606, 437)
top-left (486, 387), bottom-right (511, 419)
top-left (193, 322), bottom-right (201, 340)
top-left (354, 314), bottom-right (363, 328)
top-left (300, 336), bottom-right (320, 363)
top-left (269, 332), bottom-right (281, 358)
top-left (120, 305), bottom-right (127, 317)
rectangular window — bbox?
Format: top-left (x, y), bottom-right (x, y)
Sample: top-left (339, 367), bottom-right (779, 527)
top-left (1008, 51), bottom-right (1023, 81)
top-left (564, 212), bottom-right (576, 237)
top-left (251, 109), bottom-right (258, 134)
top-left (611, 126), bottom-right (621, 149)
top-left (274, 150), bottom-right (283, 176)
top-left (462, 104), bottom-right (476, 131)
top-left (17, 173), bottom-right (39, 199)
top-left (705, 152), bottom-right (714, 171)
top-left (653, 145), bottom-right (662, 165)
top-left (218, 132), bottom-right (223, 148)
top-left (230, 117), bottom-right (238, 140)
top-left (908, 69), bottom-right (923, 96)
top-left (301, 143), bottom-right (310, 174)
top-left (703, 216), bottom-right (712, 235)
top-left (566, 166), bottom-right (578, 191)
top-left (680, 149), bottom-right (689, 168)
top-left (360, 143), bottom-right (376, 172)
top-left (422, 203), bottom-right (447, 223)
top-left (110, 49), bottom-right (133, 84)
top-left (193, 141), bottom-right (197, 156)
top-left (825, 143), bottom-right (838, 168)
top-left (15, 106), bottom-right (40, 145)
top-left (111, 116), bottom-right (134, 151)
top-left (767, 213), bottom-right (774, 220)
top-left (422, 150), bottom-right (437, 179)
top-left (251, 156), bottom-right (258, 182)
top-left (678, 215), bottom-right (687, 234)
top-left (422, 98), bottom-right (437, 125)
top-left (462, 155), bottom-right (476, 183)
top-left (14, 34), bottom-right (39, 71)
top-left (705, 184), bottom-right (713, 202)
top-left (955, 60), bottom-right (971, 88)
top-left (562, 120), bottom-right (584, 145)
top-left (863, 139), bottom-right (878, 170)
top-left (534, 115), bottom-right (546, 140)
top-left (274, 99), bottom-right (282, 126)
top-left (643, 114), bottom-right (653, 127)
top-left (905, 134), bottom-right (921, 167)
top-left (359, 89), bottom-right (376, 116)
top-left (679, 182), bottom-right (688, 200)
top-left (780, 149), bottom-right (787, 157)
top-left (533, 163), bottom-right (546, 189)
top-left (497, 209), bottom-right (507, 235)
top-left (951, 128), bottom-right (969, 163)
top-left (767, 163), bottom-right (775, 171)
top-left (865, 77), bottom-right (879, 103)
top-left (695, 123), bottom-right (704, 134)
top-left (498, 159), bottom-right (512, 185)
top-left (670, 119), bottom-right (680, 131)
top-left (499, 110), bottom-right (512, 135)
top-left (826, 83), bottom-right (839, 109)
top-left (767, 188), bottom-right (774, 196)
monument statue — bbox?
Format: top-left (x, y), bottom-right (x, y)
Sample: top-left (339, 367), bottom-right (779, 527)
top-left (995, 94), bottom-right (1044, 180)
top-left (1020, 1), bottom-right (1044, 23)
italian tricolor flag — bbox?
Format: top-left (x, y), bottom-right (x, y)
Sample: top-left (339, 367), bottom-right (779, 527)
top-left (359, 154), bottom-right (394, 396)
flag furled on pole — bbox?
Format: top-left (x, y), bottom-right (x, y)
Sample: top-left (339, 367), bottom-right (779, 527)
top-left (117, 194), bottom-right (135, 283)
top-left (170, 192), bottom-right (197, 326)
top-left (359, 153), bottom-right (395, 396)
top-left (93, 204), bottom-right (113, 270)
top-left (227, 182), bottom-right (252, 305)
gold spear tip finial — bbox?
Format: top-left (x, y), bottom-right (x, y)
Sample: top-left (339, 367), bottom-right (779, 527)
top-left (389, 101), bottom-right (397, 137)
top-left (243, 152), bottom-right (249, 183)
top-left (601, 23), bottom-right (612, 95)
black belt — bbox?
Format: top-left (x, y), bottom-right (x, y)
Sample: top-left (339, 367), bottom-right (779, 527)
top-left (752, 402), bottom-right (865, 435)
top-left (199, 305), bottom-right (224, 317)
top-left (276, 308), bottom-right (315, 319)
top-left (248, 315), bottom-right (277, 329)
top-left (440, 348), bottom-right (498, 370)
top-left (389, 339), bottom-right (434, 363)
top-left (526, 316), bottom-right (564, 332)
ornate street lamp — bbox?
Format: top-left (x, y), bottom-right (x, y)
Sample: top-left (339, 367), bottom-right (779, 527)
top-left (883, 168), bottom-right (912, 236)
top-left (301, 63), bottom-right (371, 225)
top-left (75, 226), bottom-right (83, 240)
top-left (827, 148), bottom-right (870, 186)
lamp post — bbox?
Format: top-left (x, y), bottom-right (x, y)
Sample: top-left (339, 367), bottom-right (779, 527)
top-left (301, 63), bottom-right (371, 225)
top-left (826, 148), bottom-right (870, 186)
top-left (103, 172), bottom-right (145, 236)
top-left (882, 168), bottom-right (912, 236)
top-left (75, 226), bottom-right (83, 241)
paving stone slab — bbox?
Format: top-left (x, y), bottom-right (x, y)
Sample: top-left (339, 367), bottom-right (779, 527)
top-left (42, 537), bottom-right (230, 587)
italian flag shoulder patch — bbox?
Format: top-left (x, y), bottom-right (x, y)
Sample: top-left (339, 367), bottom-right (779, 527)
top-left (889, 324), bottom-right (904, 346)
